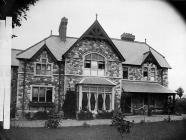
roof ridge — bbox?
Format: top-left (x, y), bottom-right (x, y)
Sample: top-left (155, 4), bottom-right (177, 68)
top-left (16, 35), bottom-right (52, 57)
top-left (51, 35), bottom-right (79, 39)
top-left (11, 48), bottom-right (23, 51)
top-left (111, 37), bottom-right (146, 44)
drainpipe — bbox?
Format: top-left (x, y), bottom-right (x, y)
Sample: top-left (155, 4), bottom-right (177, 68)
top-left (22, 60), bottom-right (27, 118)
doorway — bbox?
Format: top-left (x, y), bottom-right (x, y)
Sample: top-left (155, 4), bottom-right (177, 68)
top-left (121, 93), bottom-right (131, 113)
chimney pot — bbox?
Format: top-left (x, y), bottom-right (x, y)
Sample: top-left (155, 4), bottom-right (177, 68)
top-left (59, 17), bottom-right (68, 42)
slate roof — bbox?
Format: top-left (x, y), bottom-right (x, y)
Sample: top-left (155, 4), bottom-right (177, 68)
top-left (11, 49), bottom-right (22, 66)
top-left (16, 35), bottom-right (171, 68)
top-left (78, 77), bottom-right (116, 86)
top-left (112, 39), bottom-right (171, 68)
top-left (17, 36), bottom-right (77, 61)
top-left (122, 80), bottom-right (175, 94)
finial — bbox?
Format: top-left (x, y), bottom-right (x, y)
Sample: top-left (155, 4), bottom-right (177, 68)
top-left (145, 38), bottom-right (147, 43)
top-left (96, 13), bottom-right (98, 20)
top-left (50, 30), bottom-right (52, 35)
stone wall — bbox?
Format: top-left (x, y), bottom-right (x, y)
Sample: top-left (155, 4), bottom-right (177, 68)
top-left (65, 39), bottom-right (122, 78)
top-left (124, 62), bottom-right (168, 86)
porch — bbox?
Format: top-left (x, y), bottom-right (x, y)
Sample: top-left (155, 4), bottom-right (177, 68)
top-left (121, 80), bottom-right (176, 115)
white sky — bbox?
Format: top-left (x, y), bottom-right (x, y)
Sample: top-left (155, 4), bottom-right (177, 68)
top-left (12, 0), bottom-right (186, 94)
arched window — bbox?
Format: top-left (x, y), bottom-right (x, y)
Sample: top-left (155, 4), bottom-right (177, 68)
top-left (84, 53), bottom-right (105, 76)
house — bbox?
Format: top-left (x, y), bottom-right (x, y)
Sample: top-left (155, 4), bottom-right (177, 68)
top-left (13, 17), bottom-right (175, 119)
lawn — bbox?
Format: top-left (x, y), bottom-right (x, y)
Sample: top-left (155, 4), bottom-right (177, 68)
top-left (3, 120), bottom-right (186, 140)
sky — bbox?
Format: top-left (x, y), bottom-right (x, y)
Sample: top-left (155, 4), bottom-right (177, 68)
top-left (12, 0), bottom-right (186, 95)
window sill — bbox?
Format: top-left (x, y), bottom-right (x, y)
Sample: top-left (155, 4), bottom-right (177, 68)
top-left (29, 102), bottom-right (55, 107)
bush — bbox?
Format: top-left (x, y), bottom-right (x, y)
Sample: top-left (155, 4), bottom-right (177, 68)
top-left (77, 110), bottom-right (93, 120)
top-left (45, 118), bottom-right (60, 128)
top-left (175, 98), bottom-right (186, 114)
top-left (111, 110), bottom-right (132, 137)
top-left (45, 112), bottom-right (61, 128)
top-left (96, 110), bottom-right (113, 119)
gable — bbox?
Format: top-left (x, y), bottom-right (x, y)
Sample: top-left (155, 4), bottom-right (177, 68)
top-left (142, 51), bottom-right (160, 67)
top-left (31, 44), bottom-right (58, 63)
top-left (63, 20), bottom-right (125, 62)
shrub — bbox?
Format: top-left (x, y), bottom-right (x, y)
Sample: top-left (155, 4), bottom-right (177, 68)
top-left (96, 110), bottom-right (113, 119)
top-left (111, 110), bottom-right (132, 137)
top-left (77, 110), bottom-right (93, 120)
top-left (45, 118), bottom-right (60, 128)
top-left (45, 112), bottom-right (61, 128)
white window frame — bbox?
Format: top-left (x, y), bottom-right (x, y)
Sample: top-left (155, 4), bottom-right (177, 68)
top-left (30, 85), bottom-right (54, 103)
top-left (34, 53), bottom-right (53, 76)
top-left (81, 86), bottom-right (112, 112)
top-left (83, 53), bottom-right (106, 76)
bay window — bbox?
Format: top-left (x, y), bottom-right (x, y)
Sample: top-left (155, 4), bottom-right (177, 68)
top-left (81, 86), bottom-right (112, 112)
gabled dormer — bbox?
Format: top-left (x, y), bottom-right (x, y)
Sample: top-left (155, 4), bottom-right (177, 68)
top-left (141, 49), bottom-right (161, 81)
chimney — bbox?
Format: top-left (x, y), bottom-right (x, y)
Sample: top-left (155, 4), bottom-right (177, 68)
top-left (121, 33), bottom-right (135, 41)
top-left (59, 17), bottom-right (68, 42)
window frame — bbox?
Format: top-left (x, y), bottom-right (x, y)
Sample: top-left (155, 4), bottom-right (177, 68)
top-left (34, 53), bottom-right (53, 76)
top-left (81, 86), bottom-right (112, 112)
top-left (30, 85), bottom-right (54, 103)
top-left (83, 53), bottom-right (106, 76)
top-left (143, 67), bottom-right (148, 79)
top-left (150, 68), bottom-right (156, 81)
top-left (123, 67), bottom-right (128, 79)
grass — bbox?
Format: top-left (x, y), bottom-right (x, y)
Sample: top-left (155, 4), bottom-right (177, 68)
top-left (3, 120), bottom-right (186, 140)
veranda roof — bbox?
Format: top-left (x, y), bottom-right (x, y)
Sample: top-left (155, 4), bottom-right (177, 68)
top-left (122, 80), bottom-right (175, 94)
top-left (78, 77), bottom-right (116, 86)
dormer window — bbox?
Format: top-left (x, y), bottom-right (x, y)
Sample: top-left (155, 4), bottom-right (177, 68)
top-left (84, 53), bottom-right (105, 76)
top-left (35, 52), bottom-right (52, 76)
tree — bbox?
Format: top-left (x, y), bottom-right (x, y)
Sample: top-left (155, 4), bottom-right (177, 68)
top-left (0, 0), bottom-right (39, 28)
top-left (176, 87), bottom-right (184, 99)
